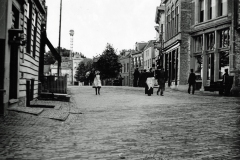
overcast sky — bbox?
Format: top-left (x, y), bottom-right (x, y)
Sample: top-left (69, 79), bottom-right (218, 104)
top-left (45, 0), bottom-right (161, 58)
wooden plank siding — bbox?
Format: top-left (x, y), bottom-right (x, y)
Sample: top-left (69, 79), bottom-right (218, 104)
top-left (17, 1), bottom-right (45, 99)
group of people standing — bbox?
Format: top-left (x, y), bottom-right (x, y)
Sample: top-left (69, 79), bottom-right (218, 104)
top-left (134, 67), bottom-right (198, 96)
top-left (133, 67), bottom-right (167, 96)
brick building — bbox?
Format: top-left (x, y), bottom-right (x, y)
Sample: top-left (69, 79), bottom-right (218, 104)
top-left (189, 0), bottom-right (240, 94)
top-left (161, 0), bottom-right (192, 90)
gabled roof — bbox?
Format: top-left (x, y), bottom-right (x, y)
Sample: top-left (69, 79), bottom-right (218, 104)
top-left (144, 40), bottom-right (156, 51)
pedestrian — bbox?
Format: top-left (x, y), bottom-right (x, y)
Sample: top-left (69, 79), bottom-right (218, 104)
top-left (188, 69), bottom-right (196, 94)
top-left (88, 69), bottom-right (95, 85)
top-left (223, 69), bottom-right (230, 96)
top-left (156, 66), bottom-right (166, 96)
top-left (138, 70), bottom-right (143, 87)
top-left (93, 70), bottom-right (101, 95)
top-left (118, 74), bottom-right (123, 86)
top-left (133, 68), bottom-right (140, 87)
top-left (145, 68), bottom-right (155, 96)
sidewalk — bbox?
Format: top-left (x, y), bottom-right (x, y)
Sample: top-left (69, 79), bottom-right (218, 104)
top-left (6, 97), bottom-right (82, 121)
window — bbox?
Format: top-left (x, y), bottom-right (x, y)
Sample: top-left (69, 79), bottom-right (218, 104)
top-left (194, 35), bottom-right (203, 52)
top-left (171, 6), bottom-right (174, 37)
top-left (219, 51), bottom-right (229, 79)
top-left (206, 32), bottom-right (215, 51)
top-left (33, 10), bottom-right (38, 58)
top-left (12, 5), bottom-right (19, 29)
top-left (127, 63), bottom-right (129, 72)
top-left (209, 0), bottom-right (213, 19)
top-left (200, 0), bottom-right (204, 22)
top-left (219, 0), bottom-right (227, 16)
top-left (26, 0), bottom-right (32, 54)
top-left (220, 29), bottom-right (230, 48)
top-left (175, 6), bottom-right (179, 33)
top-left (195, 55), bottom-right (202, 80)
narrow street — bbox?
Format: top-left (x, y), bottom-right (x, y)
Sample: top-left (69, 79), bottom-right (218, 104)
top-left (0, 86), bottom-right (240, 159)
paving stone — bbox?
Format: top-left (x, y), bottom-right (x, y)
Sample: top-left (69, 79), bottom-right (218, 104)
top-left (0, 86), bottom-right (240, 159)
top-left (7, 107), bottom-right (44, 115)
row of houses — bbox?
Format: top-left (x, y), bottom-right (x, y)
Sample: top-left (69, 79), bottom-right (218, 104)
top-left (0, 0), bottom-right (61, 116)
top-left (119, 0), bottom-right (240, 95)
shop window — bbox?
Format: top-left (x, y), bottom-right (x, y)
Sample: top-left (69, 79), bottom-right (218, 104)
top-left (195, 55), bottom-right (202, 80)
top-left (172, 51), bottom-right (176, 81)
top-left (220, 29), bottom-right (230, 48)
top-left (200, 0), bottom-right (204, 22)
top-left (194, 35), bottom-right (203, 52)
top-left (207, 53), bottom-right (214, 81)
top-left (206, 32), bottom-right (215, 51)
top-left (219, 51), bottom-right (229, 79)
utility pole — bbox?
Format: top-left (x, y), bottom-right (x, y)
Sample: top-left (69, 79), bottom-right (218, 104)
top-left (58, 0), bottom-right (62, 77)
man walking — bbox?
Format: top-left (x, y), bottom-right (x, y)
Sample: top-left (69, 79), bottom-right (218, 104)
top-left (133, 68), bottom-right (140, 87)
top-left (188, 69), bottom-right (196, 94)
top-left (156, 66), bottom-right (166, 96)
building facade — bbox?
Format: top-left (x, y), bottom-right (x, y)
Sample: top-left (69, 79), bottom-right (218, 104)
top-left (154, 4), bottom-right (165, 69)
top-left (189, 0), bottom-right (240, 93)
top-left (119, 52), bottom-right (131, 86)
top-left (0, 0), bottom-right (55, 115)
top-left (143, 40), bottom-right (156, 70)
top-left (162, 0), bottom-right (191, 89)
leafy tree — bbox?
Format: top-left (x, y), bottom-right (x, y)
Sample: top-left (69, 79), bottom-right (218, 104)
top-left (44, 51), bottom-right (56, 65)
top-left (75, 59), bottom-right (93, 82)
top-left (119, 49), bottom-right (132, 56)
top-left (95, 43), bottom-right (122, 79)
top-left (44, 47), bottom-right (87, 65)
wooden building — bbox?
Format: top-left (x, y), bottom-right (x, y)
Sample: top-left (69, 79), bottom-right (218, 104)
top-left (0, 0), bottom-right (60, 115)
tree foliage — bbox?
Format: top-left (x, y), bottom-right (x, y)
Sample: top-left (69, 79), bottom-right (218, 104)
top-left (75, 59), bottom-right (93, 82)
top-left (95, 44), bottom-right (122, 79)
top-left (44, 47), bottom-right (86, 65)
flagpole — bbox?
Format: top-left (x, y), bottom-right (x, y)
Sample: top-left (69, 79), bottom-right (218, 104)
top-left (58, 0), bottom-right (62, 76)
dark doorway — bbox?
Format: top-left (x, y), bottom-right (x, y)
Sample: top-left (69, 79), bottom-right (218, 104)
top-left (9, 44), bottom-right (18, 99)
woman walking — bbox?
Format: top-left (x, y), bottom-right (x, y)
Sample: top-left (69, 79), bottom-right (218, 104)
top-left (93, 70), bottom-right (101, 95)
top-left (145, 68), bottom-right (155, 96)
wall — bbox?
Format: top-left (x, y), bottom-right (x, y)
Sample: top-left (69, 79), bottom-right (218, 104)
top-left (18, 1), bottom-right (45, 99)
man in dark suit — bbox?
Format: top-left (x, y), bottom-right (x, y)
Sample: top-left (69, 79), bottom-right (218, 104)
top-left (188, 69), bottom-right (196, 94)
top-left (156, 66), bottom-right (166, 96)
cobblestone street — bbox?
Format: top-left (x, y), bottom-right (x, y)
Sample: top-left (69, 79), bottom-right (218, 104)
top-left (0, 86), bottom-right (240, 160)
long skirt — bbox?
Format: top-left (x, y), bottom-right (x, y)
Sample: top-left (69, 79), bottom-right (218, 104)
top-left (145, 77), bottom-right (154, 95)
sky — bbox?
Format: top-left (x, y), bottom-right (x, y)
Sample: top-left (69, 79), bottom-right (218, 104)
top-left (45, 0), bottom-right (161, 58)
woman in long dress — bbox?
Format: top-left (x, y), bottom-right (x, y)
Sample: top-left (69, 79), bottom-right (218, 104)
top-left (145, 68), bottom-right (155, 96)
top-left (93, 70), bottom-right (102, 95)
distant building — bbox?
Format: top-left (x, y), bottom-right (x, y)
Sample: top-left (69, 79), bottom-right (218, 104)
top-left (162, 0), bottom-right (191, 89)
top-left (143, 40), bottom-right (156, 70)
top-left (119, 52), bottom-right (131, 86)
top-left (154, 4), bottom-right (165, 69)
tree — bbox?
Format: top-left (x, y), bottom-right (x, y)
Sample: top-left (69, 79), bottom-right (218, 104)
top-left (119, 49), bottom-right (132, 56)
top-left (95, 44), bottom-right (122, 79)
top-left (44, 47), bottom-right (87, 65)
top-left (75, 59), bottom-right (93, 82)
